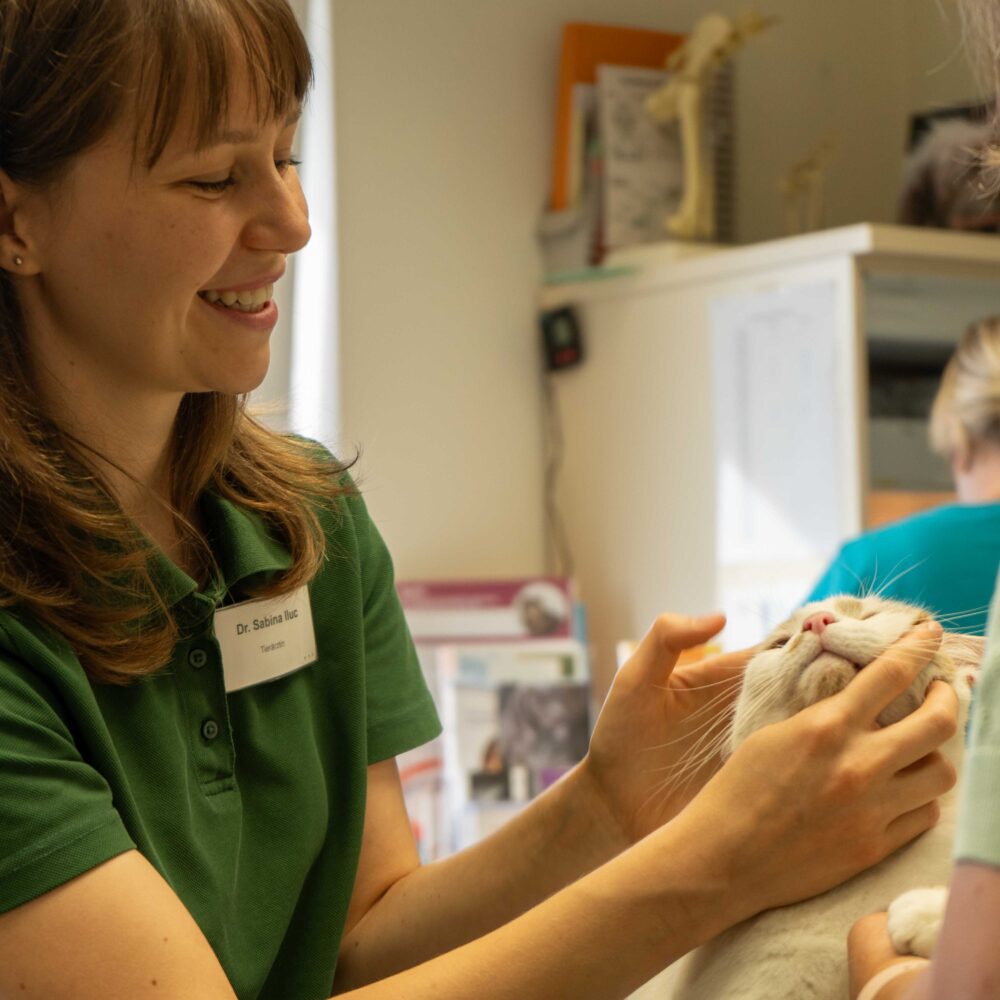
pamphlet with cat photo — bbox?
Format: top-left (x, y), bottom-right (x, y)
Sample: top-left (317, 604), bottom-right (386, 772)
top-left (434, 640), bottom-right (591, 853)
top-left (395, 577), bottom-right (590, 859)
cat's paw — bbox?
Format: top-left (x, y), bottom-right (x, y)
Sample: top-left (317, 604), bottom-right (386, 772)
top-left (887, 887), bottom-right (948, 959)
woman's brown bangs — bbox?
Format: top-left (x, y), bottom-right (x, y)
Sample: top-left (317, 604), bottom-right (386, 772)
top-left (131, 0), bottom-right (313, 167)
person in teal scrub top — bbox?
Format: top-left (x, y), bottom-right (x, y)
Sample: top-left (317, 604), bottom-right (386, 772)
top-left (0, 2), bottom-right (960, 998)
top-left (847, 3), bottom-right (1000, 996)
top-left (808, 316), bottom-right (1000, 634)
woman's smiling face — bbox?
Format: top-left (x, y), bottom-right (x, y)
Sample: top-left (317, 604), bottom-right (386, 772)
top-left (12, 68), bottom-right (311, 413)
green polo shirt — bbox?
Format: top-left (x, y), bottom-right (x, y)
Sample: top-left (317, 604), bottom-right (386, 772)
top-left (0, 482), bottom-right (441, 999)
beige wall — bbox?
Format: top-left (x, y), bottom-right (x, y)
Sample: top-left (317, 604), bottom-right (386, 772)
top-left (903, 0), bottom-right (981, 112)
top-left (331, 0), bottom-right (978, 582)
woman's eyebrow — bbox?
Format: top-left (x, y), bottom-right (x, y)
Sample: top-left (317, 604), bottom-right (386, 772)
top-left (196, 111), bottom-right (302, 151)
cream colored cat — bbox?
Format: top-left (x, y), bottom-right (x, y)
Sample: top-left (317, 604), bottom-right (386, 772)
top-left (634, 594), bottom-right (982, 1000)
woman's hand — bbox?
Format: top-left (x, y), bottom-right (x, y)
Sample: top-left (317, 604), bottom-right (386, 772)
top-left (848, 912), bottom-right (928, 999)
top-left (575, 612), bottom-right (751, 848)
top-left (675, 621), bottom-right (959, 923)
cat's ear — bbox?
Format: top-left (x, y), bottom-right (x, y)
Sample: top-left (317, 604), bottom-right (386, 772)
top-left (941, 633), bottom-right (985, 687)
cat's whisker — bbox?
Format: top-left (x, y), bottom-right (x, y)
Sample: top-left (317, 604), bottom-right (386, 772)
top-left (866, 555), bottom-right (910, 599)
top-left (872, 559), bottom-right (928, 601)
top-left (837, 561), bottom-right (875, 598)
top-left (642, 733), bottom-right (730, 811)
top-left (651, 763), bottom-right (712, 807)
top-left (646, 748), bottom-right (725, 793)
top-left (737, 668), bottom-right (789, 708)
top-left (935, 606), bottom-right (991, 625)
top-left (641, 687), bottom-right (743, 751)
top-left (865, 555), bottom-right (880, 599)
top-left (656, 674), bottom-right (746, 692)
top-left (676, 700), bottom-right (739, 755)
top-left (650, 706), bottom-right (737, 764)
top-left (676, 721), bottom-right (735, 775)
top-left (652, 740), bottom-right (734, 805)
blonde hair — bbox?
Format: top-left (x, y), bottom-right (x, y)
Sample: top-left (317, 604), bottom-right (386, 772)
top-left (0, 0), bottom-right (351, 685)
top-left (929, 316), bottom-right (1000, 463)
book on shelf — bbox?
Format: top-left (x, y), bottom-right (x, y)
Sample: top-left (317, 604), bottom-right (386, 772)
top-left (396, 577), bottom-right (590, 857)
top-left (397, 576), bottom-right (583, 645)
top-left (539, 21), bottom-right (736, 273)
top-left (549, 22), bottom-right (684, 213)
top-left (596, 63), bottom-right (683, 251)
top-left (435, 638), bottom-right (591, 852)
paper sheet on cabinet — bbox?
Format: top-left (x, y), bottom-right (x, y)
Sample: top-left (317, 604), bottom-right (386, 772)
top-left (710, 279), bottom-right (846, 566)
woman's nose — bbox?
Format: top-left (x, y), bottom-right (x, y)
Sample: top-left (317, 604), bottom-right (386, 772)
top-left (246, 173), bottom-right (312, 255)
top-left (801, 611), bottom-right (836, 636)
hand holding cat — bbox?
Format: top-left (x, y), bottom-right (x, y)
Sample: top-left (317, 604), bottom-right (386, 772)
top-left (848, 860), bottom-right (1000, 1000)
top-left (575, 612), bottom-right (750, 848)
top-left (848, 912), bottom-right (929, 999)
top-left (669, 621), bottom-right (959, 925)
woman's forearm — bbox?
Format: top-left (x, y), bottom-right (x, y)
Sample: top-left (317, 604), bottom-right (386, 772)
top-left (335, 808), bottom-right (737, 999)
top-left (335, 764), bottom-right (630, 989)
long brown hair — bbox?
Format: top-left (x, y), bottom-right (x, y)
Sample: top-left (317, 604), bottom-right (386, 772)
top-left (0, 0), bottom-right (351, 684)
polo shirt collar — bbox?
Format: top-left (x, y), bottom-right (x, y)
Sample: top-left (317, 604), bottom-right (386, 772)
top-left (149, 492), bottom-right (294, 616)
top-left (200, 492), bottom-right (294, 591)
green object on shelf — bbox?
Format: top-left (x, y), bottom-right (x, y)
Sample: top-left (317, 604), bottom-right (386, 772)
top-left (542, 265), bottom-right (637, 285)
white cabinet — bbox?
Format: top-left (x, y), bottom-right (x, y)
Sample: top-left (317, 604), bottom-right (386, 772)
top-left (540, 224), bottom-right (1000, 694)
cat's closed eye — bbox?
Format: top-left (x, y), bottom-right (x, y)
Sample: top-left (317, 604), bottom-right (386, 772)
top-left (766, 635), bottom-right (790, 650)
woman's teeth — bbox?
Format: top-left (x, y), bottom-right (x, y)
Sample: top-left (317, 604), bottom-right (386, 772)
top-left (199, 284), bottom-right (273, 313)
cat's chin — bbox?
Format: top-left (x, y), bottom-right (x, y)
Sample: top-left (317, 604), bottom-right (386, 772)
top-left (795, 653), bottom-right (859, 707)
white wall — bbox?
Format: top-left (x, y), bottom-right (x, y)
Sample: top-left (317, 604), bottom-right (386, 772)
top-left (331, 0), bottom-right (979, 582)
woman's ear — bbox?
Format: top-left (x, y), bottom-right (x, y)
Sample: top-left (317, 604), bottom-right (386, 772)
top-left (0, 170), bottom-right (39, 275)
top-left (950, 429), bottom-right (974, 477)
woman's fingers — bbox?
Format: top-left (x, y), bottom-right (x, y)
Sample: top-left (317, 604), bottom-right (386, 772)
top-left (847, 912), bottom-right (898, 997)
top-left (881, 746), bottom-right (957, 817)
top-left (627, 612), bottom-right (727, 682)
top-left (840, 622), bottom-right (943, 722)
top-left (868, 680), bottom-right (959, 774)
top-left (882, 798), bottom-right (944, 855)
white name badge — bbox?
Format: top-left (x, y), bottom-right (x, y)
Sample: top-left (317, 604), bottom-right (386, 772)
top-left (214, 585), bottom-right (317, 693)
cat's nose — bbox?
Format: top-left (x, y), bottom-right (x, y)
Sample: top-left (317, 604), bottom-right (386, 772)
top-left (802, 611), bottom-right (836, 636)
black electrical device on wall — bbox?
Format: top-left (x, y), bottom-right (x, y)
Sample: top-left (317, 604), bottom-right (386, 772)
top-left (539, 306), bottom-right (584, 372)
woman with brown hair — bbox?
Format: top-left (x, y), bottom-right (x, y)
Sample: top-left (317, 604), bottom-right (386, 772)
top-left (0, 2), bottom-right (959, 997)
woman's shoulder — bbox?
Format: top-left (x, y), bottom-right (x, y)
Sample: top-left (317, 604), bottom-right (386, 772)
top-left (859, 501), bottom-right (1000, 545)
top-left (0, 606), bottom-right (77, 667)
top-left (0, 607), bottom-right (88, 713)
top-left (260, 432), bottom-right (363, 519)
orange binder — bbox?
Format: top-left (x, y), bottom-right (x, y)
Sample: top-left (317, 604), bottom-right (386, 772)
top-left (550, 22), bottom-right (685, 212)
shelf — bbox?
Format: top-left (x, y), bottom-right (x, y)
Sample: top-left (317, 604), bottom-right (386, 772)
top-left (538, 223), bottom-right (1000, 310)
top-left (866, 490), bottom-right (955, 530)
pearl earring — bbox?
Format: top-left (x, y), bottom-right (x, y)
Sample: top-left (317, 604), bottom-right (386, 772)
top-left (13, 255), bottom-right (23, 266)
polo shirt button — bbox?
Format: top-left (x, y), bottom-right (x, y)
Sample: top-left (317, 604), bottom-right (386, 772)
top-left (201, 719), bottom-right (220, 741)
top-left (188, 648), bottom-right (208, 669)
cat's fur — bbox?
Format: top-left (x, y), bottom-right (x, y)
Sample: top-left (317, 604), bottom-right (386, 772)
top-left (632, 595), bottom-right (982, 1000)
